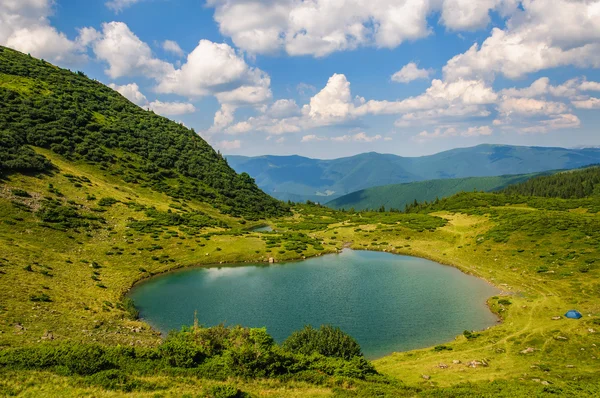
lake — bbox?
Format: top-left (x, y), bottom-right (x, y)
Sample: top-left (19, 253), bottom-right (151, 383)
top-left (129, 249), bottom-right (499, 359)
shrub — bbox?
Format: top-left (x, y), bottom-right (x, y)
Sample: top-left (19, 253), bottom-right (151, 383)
top-left (208, 384), bottom-right (247, 398)
top-left (11, 188), bottom-right (31, 197)
top-left (283, 325), bottom-right (363, 360)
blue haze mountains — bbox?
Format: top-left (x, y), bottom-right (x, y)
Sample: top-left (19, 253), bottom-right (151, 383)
top-left (227, 145), bottom-right (600, 203)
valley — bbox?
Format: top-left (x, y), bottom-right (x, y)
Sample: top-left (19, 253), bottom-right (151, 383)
top-left (1, 47), bottom-right (599, 397)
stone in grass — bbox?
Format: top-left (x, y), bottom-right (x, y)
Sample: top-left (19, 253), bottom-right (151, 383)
top-left (422, 375), bottom-right (431, 380)
top-left (520, 347), bottom-right (535, 354)
top-left (551, 316), bottom-right (562, 320)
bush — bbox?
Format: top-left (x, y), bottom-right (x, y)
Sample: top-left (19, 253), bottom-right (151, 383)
top-left (283, 325), bottom-right (363, 360)
top-left (208, 384), bottom-right (247, 398)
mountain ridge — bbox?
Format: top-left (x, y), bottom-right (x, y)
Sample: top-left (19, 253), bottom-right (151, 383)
top-left (227, 144), bottom-right (600, 203)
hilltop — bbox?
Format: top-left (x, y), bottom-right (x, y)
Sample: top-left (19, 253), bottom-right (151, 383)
top-left (227, 146), bottom-right (600, 203)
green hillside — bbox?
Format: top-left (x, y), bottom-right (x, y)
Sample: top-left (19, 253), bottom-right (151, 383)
top-left (502, 165), bottom-right (600, 199)
top-left (1, 48), bottom-right (600, 397)
top-left (227, 145), bottom-right (600, 203)
top-left (0, 46), bottom-right (288, 220)
top-left (327, 172), bottom-right (553, 211)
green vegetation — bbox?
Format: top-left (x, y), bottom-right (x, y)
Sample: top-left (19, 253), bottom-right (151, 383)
top-left (327, 172), bottom-right (554, 211)
top-left (502, 165), bottom-right (600, 198)
top-left (1, 48), bottom-right (599, 396)
top-left (0, 46), bottom-right (288, 220)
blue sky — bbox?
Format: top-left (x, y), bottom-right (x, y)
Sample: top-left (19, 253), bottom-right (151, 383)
top-left (2, 0), bottom-right (600, 158)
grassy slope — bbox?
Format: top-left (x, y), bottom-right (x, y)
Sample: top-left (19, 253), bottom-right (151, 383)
top-left (326, 172), bottom-right (553, 210)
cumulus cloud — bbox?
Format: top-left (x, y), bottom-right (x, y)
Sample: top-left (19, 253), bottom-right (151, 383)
top-left (88, 22), bottom-right (174, 79)
top-left (147, 100), bottom-right (196, 116)
top-left (206, 0), bottom-right (435, 57)
top-left (572, 97), bottom-right (600, 109)
top-left (519, 114), bottom-right (581, 134)
top-left (391, 62), bottom-right (432, 83)
top-left (266, 99), bottom-right (302, 119)
top-left (162, 40), bottom-right (184, 57)
top-left (156, 39), bottom-right (272, 104)
top-left (308, 74), bottom-right (354, 123)
top-left (0, 0), bottom-right (85, 65)
top-left (108, 83), bottom-right (147, 105)
top-left (497, 97), bottom-right (568, 117)
top-left (443, 0), bottom-right (600, 81)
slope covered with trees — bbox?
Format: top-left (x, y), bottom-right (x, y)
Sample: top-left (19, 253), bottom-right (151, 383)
top-left (326, 172), bottom-right (553, 211)
top-left (0, 46), bottom-right (287, 219)
top-left (502, 165), bottom-right (600, 199)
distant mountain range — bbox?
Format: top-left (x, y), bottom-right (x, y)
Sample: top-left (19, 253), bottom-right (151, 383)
top-left (227, 144), bottom-right (600, 203)
top-left (326, 171), bottom-right (556, 211)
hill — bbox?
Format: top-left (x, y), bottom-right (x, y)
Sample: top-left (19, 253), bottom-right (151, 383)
top-left (502, 165), bottom-right (600, 199)
top-left (326, 171), bottom-right (554, 211)
top-left (0, 46), bottom-right (288, 220)
top-left (227, 146), bottom-right (600, 203)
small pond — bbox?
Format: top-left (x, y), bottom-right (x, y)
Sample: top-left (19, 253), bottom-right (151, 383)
top-left (129, 249), bottom-right (499, 359)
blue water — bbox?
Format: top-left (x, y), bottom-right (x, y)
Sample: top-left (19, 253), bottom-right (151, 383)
top-left (129, 249), bottom-right (499, 359)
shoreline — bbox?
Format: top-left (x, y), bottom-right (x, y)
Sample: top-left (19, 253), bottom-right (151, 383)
top-left (124, 244), bottom-right (506, 359)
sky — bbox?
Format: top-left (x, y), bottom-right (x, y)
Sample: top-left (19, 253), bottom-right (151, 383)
top-left (1, 0), bottom-right (600, 159)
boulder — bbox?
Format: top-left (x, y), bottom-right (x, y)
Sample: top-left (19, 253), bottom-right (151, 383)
top-left (520, 347), bottom-right (535, 354)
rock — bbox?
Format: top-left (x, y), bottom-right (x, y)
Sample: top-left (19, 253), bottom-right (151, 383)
top-left (41, 330), bottom-right (54, 340)
top-left (555, 336), bottom-right (568, 340)
top-left (520, 347), bottom-right (535, 354)
top-left (532, 378), bottom-right (541, 383)
top-left (268, 257), bottom-right (275, 263)
top-left (438, 363), bottom-right (448, 369)
top-left (551, 316), bottom-right (562, 320)
top-left (14, 323), bottom-right (25, 334)
top-left (541, 381), bottom-right (550, 386)
top-left (422, 375), bottom-right (430, 380)
top-left (566, 365), bottom-right (575, 368)
top-left (468, 360), bottom-right (482, 368)
top-left (589, 328), bottom-right (596, 333)
top-left (452, 360), bottom-right (461, 365)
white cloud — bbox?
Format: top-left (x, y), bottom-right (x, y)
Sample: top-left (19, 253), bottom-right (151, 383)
top-left (391, 62), bottom-right (432, 83)
top-left (89, 22), bottom-right (174, 79)
top-left (106, 0), bottom-right (141, 12)
top-left (206, 0), bottom-right (435, 57)
top-left (162, 40), bottom-right (184, 57)
top-left (212, 104), bottom-right (237, 132)
top-left (148, 100), bottom-right (196, 116)
top-left (580, 81), bottom-right (600, 92)
top-left (156, 39), bottom-right (272, 104)
top-left (572, 97), bottom-right (600, 109)
top-left (108, 82), bottom-right (195, 117)
top-left (519, 114), bottom-right (581, 134)
top-left (308, 74), bottom-right (353, 123)
top-left (266, 99), bottom-right (302, 119)
top-left (414, 125), bottom-right (492, 142)
top-left (356, 78), bottom-right (497, 116)
top-left (443, 0), bottom-right (600, 81)
top-left (440, 0), bottom-right (518, 31)
top-left (108, 83), bottom-right (147, 105)
top-left (301, 134), bottom-right (328, 142)
top-left (332, 132), bottom-right (382, 142)
top-left (497, 97), bottom-right (568, 117)
top-left (0, 0), bottom-right (85, 65)
top-left (215, 139), bottom-right (241, 151)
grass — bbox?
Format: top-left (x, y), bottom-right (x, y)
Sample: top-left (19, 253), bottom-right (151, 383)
top-left (1, 150), bottom-right (599, 396)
